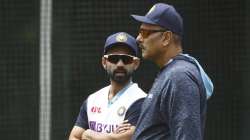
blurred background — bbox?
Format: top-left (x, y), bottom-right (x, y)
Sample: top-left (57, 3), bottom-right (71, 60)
top-left (0, 0), bottom-right (249, 139)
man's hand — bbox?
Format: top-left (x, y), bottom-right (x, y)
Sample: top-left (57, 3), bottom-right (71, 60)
top-left (81, 134), bottom-right (90, 140)
top-left (81, 129), bottom-right (95, 140)
top-left (80, 122), bottom-right (134, 140)
top-left (115, 120), bottom-right (132, 134)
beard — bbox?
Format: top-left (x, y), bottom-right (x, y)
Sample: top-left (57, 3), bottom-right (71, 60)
top-left (107, 68), bottom-right (133, 84)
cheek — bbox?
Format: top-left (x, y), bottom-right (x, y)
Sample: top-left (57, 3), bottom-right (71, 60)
top-left (146, 42), bottom-right (161, 57)
top-left (145, 37), bottom-right (158, 48)
top-left (106, 65), bottom-right (115, 72)
top-left (123, 64), bottom-right (133, 70)
top-left (125, 66), bottom-right (134, 74)
top-left (144, 40), bottom-right (155, 51)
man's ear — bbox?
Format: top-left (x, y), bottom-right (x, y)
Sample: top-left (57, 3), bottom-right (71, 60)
top-left (162, 31), bottom-right (172, 46)
top-left (102, 57), bottom-right (107, 69)
top-left (133, 58), bottom-right (140, 71)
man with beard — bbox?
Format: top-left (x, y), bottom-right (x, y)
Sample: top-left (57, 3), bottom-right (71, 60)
top-left (69, 32), bottom-right (146, 140)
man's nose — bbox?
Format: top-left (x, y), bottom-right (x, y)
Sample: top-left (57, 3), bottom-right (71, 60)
top-left (116, 59), bottom-right (125, 66)
top-left (136, 34), bottom-right (143, 44)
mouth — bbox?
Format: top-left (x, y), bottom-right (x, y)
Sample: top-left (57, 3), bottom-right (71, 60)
top-left (114, 69), bottom-right (127, 75)
top-left (114, 72), bottom-right (126, 78)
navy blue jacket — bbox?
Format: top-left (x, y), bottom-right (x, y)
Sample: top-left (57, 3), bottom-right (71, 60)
top-left (132, 55), bottom-right (208, 140)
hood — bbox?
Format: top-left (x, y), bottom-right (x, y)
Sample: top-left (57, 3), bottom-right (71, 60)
top-left (176, 54), bottom-right (214, 99)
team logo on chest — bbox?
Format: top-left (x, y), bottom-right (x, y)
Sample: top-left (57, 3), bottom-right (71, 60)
top-left (117, 106), bottom-right (126, 116)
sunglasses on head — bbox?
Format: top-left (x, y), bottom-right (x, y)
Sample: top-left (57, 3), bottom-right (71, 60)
top-left (104, 54), bottom-right (138, 65)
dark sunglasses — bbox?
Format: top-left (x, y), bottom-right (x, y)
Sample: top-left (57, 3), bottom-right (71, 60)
top-left (104, 54), bottom-right (138, 65)
top-left (138, 28), bottom-right (167, 38)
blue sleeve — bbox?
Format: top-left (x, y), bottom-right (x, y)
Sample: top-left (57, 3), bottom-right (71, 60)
top-left (75, 100), bottom-right (89, 129)
top-left (164, 72), bottom-right (203, 140)
top-left (124, 98), bottom-right (144, 126)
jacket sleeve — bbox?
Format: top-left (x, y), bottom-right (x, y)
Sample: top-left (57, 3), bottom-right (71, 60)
top-left (124, 98), bottom-right (145, 126)
top-left (163, 72), bottom-right (203, 140)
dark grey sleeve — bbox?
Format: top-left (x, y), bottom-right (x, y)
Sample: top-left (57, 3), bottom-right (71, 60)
top-left (163, 72), bottom-right (203, 140)
top-left (75, 100), bottom-right (89, 129)
top-left (124, 98), bottom-right (145, 126)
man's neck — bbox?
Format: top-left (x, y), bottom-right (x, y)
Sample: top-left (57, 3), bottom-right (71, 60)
top-left (156, 45), bottom-right (182, 69)
top-left (109, 79), bottom-right (131, 99)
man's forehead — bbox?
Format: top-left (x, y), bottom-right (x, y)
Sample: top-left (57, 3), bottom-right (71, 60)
top-left (140, 23), bottom-right (164, 30)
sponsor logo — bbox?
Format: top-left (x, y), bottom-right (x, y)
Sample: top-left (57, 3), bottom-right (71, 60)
top-left (91, 106), bottom-right (101, 113)
top-left (89, 121), bottom-right (118, 133)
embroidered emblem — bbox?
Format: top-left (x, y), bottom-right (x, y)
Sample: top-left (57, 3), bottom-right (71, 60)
top-left (116, 33), bottom-right (127, 42)
top-left (117, 106), bottom-right (126, 116)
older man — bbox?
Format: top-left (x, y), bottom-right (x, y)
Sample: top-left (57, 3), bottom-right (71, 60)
top-left (131, 3), bottom-right (214, 140)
